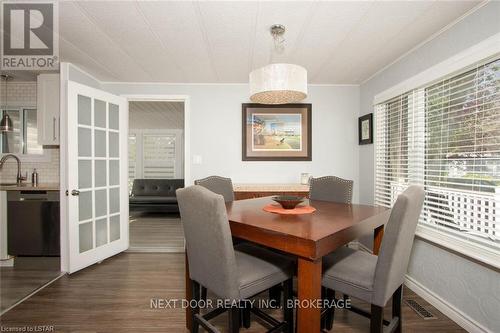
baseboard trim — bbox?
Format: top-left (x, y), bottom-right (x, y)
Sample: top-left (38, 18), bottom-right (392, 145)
top-left (404, 276), bottom-right (490, 333)
top-left (353, 240), bottom-right (490, 333)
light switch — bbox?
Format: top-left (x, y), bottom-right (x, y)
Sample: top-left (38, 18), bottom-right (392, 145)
top-left (193, 155), bottom-right (203, 165)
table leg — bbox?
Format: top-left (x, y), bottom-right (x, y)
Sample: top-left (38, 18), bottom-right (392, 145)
top-left (297, 258), bottom-right (322, 333)
top-left (185, 251), bottom-right (192, 331)
top-left (373, 225), bottom-right (384, 255)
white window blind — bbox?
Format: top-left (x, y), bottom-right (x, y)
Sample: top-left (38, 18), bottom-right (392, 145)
top-left (128, 134), bottom-right (137, 192)
top-left (128, 130), bottom-right (183, 190)
top-left (143, 134), bottom-right (176, 179)
top-left (375, 57), bottom-right (500, 253)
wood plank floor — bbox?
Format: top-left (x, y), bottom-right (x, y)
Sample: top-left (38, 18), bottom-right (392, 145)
top-left (128, 213), bottom-right (184, 252)
top-left (0, 257), bottom-right (61, 313)
top-left (0, 253), bottom-right (466, 332)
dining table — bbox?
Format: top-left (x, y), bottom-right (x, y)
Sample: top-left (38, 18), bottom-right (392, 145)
top-left (185, 196), bottom-right (388, 333)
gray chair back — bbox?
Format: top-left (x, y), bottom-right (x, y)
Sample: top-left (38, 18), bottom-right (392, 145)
top-left (372, 185), bottom-right (424, 306)
top-left (176, 185), bottom-right (239, 300)
top-left (195, 175), bottom-right (235, 202)
top-left (309, 176), bottom-right (353, 203)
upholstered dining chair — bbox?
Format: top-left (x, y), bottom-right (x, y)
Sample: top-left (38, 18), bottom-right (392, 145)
top-left (309, 176), bottom-right (353, 203)
top-left (321, 186), bottom-right (424, 333)
top-left (177, 185), bottom-right (295, 333)
top-left (195, 175), bottom-right (235, 202)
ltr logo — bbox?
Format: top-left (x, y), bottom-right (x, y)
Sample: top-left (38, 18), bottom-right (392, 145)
top-left (1, 1), bottom-right (58, 70)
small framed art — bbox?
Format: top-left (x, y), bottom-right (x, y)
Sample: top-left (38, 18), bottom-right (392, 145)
top-left (358, 113), bottom-right (373, 145)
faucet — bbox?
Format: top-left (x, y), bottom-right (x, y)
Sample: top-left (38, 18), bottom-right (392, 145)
top-left (0, 154), bottom-right (27, 184)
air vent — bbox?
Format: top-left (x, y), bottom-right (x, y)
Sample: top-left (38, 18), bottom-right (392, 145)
top-left (405, 299), bottom-right (437, 320)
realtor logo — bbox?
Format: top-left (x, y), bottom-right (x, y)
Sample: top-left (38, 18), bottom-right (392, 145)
top-left (1, 1), bottom-right (59, 70)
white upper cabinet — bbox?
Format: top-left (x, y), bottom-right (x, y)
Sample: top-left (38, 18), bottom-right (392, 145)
top-left (37, 74), bottom-right (60, 145)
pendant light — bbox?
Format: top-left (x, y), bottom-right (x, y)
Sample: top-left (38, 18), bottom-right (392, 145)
top-left (1, 74), bottom-right (14, 132)
top-left (249, 25), bottom-right (307, 104)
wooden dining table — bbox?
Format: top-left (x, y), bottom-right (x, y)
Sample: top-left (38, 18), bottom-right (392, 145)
top-left (185, 196), bottom-right (388, 333)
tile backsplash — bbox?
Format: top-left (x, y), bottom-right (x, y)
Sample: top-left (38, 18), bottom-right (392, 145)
top-left (0, 147), bottom-right (60, 184)
top-left (1, 81), bottom-right (60, 184)
top-left (0, 81), bottom-right (37, 107)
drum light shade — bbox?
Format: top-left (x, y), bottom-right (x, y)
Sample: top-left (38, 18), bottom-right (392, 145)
top-left (249, 63), bottom-right (307, 104)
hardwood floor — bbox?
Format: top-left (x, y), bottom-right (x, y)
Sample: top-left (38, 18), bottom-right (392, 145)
top-left (128, 213), bottom-right (184, 252)
top-left (0, 257), bottom-right (61, 313)
top-left (0, 253), bottom-right (466, 332)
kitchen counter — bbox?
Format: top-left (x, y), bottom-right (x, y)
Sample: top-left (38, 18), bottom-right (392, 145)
top-left (0, 183), bottom-right (60, 191)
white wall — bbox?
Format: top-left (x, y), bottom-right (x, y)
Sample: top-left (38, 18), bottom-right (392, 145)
top-left (359, 2), bottom-right (500, 332)
top-left (103, 83), bottom-right (361, 202)
top-left (129, 101), bottom-right (184, 130)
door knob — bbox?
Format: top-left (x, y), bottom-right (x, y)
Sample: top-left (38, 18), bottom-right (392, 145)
top-left (71, 190), bottom-right (80, 196)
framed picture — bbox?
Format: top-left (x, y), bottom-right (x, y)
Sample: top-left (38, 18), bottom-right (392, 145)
top-left (358, 113), bottom-right (373, 145)
top-left (242, 103), bottom-right (312, 161)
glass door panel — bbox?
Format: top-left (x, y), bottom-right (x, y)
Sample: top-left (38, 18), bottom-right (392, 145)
top-left (67, 81), bottom-right (127, 273)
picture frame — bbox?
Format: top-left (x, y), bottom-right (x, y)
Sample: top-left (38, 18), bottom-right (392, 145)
top-left (358, 113), bottom-right (373, 145)
top-left (242, 103), bottom-right (312, 161)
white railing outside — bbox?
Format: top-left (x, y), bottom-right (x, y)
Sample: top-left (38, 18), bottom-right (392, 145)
top-left (391, 182), bottom-right (499, 242)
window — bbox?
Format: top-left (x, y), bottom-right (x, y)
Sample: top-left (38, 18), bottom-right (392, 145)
top-left (0, 108), bottom-right (43, 155)
top-left (375, 57), bottom-right (499, 255)
top-left (128, 130), bottom-right (183, 192)
top-left (128, 134), bottom-right (137, 192)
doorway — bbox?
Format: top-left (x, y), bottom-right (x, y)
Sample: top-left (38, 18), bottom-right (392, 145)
top-left (127, 100), bottom-right (186, 252)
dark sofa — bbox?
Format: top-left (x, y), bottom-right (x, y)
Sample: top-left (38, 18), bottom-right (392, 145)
top-left (129, 179), bottom-right (184, 213)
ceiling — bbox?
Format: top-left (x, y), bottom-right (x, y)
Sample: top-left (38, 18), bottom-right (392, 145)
top-left (129, 101), bottom-right (184, 129)
top-left (22, 1), bottom-right (488, 83)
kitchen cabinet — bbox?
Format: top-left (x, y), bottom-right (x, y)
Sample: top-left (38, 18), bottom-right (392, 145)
top-left (37, 74), bottom-right (60, 145)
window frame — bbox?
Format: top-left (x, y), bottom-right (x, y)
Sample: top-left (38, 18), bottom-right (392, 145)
top-left (0, 107), bottom-right (51, 162)
top-left (372, 36), bottom-right (500, 268)
top-left (128, 129), bottom-right (184, 186)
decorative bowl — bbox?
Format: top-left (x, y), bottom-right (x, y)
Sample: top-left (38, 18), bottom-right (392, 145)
top-left (272, 195), bottom-right (305, 210)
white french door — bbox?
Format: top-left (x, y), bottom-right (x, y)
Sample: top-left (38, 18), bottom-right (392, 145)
top-left (66, 81), bottom-right (128, 273)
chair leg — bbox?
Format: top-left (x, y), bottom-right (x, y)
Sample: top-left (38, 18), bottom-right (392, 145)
top-left (191, 280), bottom-right (200, 333)
top-left (325, 289), bottom-right (335, 331)
top-left (392, 285), bottom-right (403, 333)
top-left (370, 304), bottom-right (384, 333)
top-left (269, 284), bottom-right (282, 308)
top-left (201, 286), bottom-right (207, 302)
top-left (283, 278), bottom-right (294, 333)
top-left (320, 287), bottom-right (327, 330)
top-left (241, 300), bottom-right (251, 329)
top-left (228, 307), bottom-right (240, 333)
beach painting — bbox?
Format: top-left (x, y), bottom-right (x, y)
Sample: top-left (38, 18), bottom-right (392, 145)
top-left (242, 104), bottom-right (311, 161)
top-left (251, 113), bottom-right (302, 151)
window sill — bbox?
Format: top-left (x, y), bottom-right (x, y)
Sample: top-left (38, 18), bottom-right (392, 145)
top-left (415, 224), bottom-right (500, 270)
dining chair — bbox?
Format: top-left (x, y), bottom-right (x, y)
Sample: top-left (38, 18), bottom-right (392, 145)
top-left (194, 175), bottom-right (235, 202)
top-left (194, 176), bottom-right (242, 291)
top-left (321, 186), bottom-right (424, 333)
top-left (309, 176), bottom-right (353, 203)
top-left (177, 185), bottom-right (295, 333)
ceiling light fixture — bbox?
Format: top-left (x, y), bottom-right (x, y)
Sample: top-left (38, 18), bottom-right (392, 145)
top-left (0, 74), bottom-right (14, 132)
top-left (249, 24), bottom-right (307, 104)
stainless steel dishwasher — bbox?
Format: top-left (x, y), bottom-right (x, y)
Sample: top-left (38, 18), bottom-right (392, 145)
top-left (7, 190), bottom-right (60, 256)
